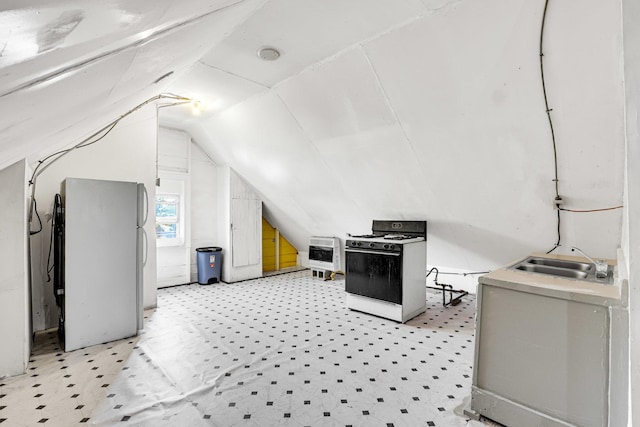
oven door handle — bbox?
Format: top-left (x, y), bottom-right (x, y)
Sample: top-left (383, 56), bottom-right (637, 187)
top-left (346, 249), bottom-right (401, 257)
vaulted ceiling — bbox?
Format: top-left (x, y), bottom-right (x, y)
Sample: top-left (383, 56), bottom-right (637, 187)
top-left (0, 0), bottom-right (626, 271)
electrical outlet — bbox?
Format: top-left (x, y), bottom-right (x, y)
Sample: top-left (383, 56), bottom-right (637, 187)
top-left (553, 196), bottom-right (563, 209)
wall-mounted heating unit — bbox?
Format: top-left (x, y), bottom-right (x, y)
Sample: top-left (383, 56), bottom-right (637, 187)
top-left (309, 237), bottom-right (340, 274)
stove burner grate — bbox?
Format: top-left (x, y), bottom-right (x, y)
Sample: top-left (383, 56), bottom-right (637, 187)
top-left (348, 233), bottom-right (420, 241)
top-left (383, 234), bottom-right (415, 240)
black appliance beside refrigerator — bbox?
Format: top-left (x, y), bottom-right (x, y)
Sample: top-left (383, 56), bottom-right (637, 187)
top-left (52, 178), bottom-right (145, 351)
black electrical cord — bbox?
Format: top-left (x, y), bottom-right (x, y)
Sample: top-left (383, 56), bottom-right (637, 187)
top-left (29, 198), bottom-right (43, 235)
top-left (538, 1), bottom-right (623, 253)
top-left (546, 209), bottom-right (561, 254)
top-left (540, 0), bottom-right (559, 199)
top-left (28, 123), bottom-right (119, 236)
top-left (28, 122), bottom-right (118, 190)
top-left (45, 195), bottom-right (62, 282)
top-left (47, 194), bottom-right (62, 282)
top-left (426, 267), bottom-right (440, 282)
top-left (434, 270), bottom-right (490, 276)
top-left (426, 267), bottom-right (470, 307)
top-left (539, 0), bottom-right (562, 254)
top-left (27, 93), bottom-right (190, 236)
top-left (426, 267), bottom-right (490, 280)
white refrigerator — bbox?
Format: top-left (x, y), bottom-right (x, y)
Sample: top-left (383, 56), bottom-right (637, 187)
top-left (58, 178), bottom-right (145, 352)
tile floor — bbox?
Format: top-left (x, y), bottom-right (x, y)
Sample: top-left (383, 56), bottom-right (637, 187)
top-left (0, 270), bottom-right (498, 426)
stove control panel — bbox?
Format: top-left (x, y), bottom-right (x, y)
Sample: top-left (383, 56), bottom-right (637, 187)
top-left (346, 240), bottom-right (401, 252)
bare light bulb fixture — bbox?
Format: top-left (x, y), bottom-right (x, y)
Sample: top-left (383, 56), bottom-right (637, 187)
top-left (191, 100), bottom-right (202, 115)
top-left (257, 46), bottom-right (280, 61)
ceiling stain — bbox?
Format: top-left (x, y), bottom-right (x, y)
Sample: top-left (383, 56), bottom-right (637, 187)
top-left (37, 10), bottom-right (85, 54)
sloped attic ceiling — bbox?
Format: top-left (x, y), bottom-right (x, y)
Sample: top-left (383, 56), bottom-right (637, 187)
top-left (161, 0), bottom-right (625, 270)
top-left (0, 0), bottom-right (264, 169)
top-left (0, 0), bottom-right (625, 272)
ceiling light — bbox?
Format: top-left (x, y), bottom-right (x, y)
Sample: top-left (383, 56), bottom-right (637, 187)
top-left (257, 47), bottom-right (280, 61)
top-left (191, 100), bottom-right (202, 115)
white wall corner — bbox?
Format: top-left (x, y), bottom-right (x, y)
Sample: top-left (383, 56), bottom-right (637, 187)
top-left (622, 0), bottom-right (640, 423)
top-left (0, 159), bottom-right (31, 378)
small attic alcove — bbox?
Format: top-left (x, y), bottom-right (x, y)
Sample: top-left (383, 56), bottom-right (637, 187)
top-left (262, 217), bottom-right (298, 273)
top-left (157, 127), bottom-right (293, 286)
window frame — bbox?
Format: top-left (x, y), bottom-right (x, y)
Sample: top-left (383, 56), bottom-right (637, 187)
top-left (155, 192), bottom-right (184, 247)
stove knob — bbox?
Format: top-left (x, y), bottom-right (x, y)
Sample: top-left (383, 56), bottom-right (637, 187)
top-left (383, 244), bottom-right (390, 250)
top-left (369, 242), bottom-right (375, 248)
top-left (356, 241), bottom-right (362, 247)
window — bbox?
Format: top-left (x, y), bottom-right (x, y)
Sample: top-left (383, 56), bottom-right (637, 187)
top-left (156, 194), bottom-right (181, 242)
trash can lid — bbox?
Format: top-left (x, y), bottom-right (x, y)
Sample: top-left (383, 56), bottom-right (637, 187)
top-left (196, 247), bottom-right (222, 252)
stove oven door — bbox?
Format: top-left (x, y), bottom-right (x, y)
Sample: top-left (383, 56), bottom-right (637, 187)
top-left (345, 248), bottom-right (402, 304)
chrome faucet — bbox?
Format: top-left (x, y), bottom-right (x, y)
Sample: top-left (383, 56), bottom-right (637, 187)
top-left (570, 247), bottom-right (608, 278)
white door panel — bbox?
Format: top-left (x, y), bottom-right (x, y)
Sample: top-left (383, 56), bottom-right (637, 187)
top-left (231, 198), bottom-right (261, 267)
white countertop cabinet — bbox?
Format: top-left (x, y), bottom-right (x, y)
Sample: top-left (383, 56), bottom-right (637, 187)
top-left (467, 252), bottom-right (624, 427)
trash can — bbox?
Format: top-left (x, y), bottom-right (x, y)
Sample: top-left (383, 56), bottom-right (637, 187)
top-left (196, 247), bottom-right (222, 285)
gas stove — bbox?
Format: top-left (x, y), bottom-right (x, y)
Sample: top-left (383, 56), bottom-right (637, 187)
top-left (349, 233), bottom-right (424, 241)
top-left (346, 235), bottom-right (424, 252)
top-left (347, 222), bottom-right (426, 252)
top-left (345, 220), bottom-right (427, 323)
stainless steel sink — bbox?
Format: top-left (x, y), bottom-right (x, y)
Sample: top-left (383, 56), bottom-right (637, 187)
top-left (509, 256), bottom-right (613, 284)
top-left (526, 257), bottom-right (592, 271)
top-left (515, 263), bottom-right (590, 279)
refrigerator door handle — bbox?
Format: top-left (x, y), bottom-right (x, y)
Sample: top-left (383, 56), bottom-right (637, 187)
top-left (142, 184), bottom-right (149, 226)
top-left (136, 225), bottom-right (147, 331)
top-left (142, 227), bottom-right (148, 267)
top-left (136, 183), bottom-right (147, 331)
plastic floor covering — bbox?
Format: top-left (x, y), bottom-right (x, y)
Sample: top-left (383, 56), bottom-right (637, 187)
top-left (0, 270), bottom-right (496, 426)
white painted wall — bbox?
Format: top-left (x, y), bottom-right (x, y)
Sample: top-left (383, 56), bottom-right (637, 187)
top-left (156, 127), bottom-right (220, 284)
top-left (190, 0), bottom-right (624, 289)
top-left (0, 159), bottom-right (31, 377)
top-left (189, 142), bottom-right (219, 281)
top-left (30, 108), bottom-right (158, 331)
top-left (217, 166), bottom-right (262, 282)
top-left (622, 0), bottom-right (640, 423)
top-left (156, 175), bottom-right (190, 287)
top-left (156, 127), bottom-right (191, 288)
top-left (0, 0), bottom-right (625, 295)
